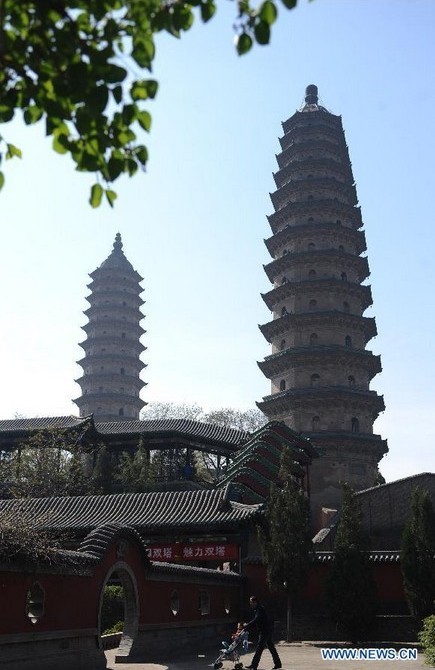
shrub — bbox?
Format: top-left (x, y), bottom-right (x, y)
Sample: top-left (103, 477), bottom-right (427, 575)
top-left (419, 616), bottom-right (435, 666)
top-left (101, 584), bottom-right (124, 634)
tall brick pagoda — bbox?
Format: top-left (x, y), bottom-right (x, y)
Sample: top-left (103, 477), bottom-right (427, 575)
top-left (257, 85), bottom-right (387, 514)
top-left (74, 233), bottom-right (146, 421)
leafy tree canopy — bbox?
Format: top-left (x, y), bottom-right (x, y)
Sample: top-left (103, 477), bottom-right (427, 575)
top-left (401, 487), bottom-right (435, 622)
top-left (324, 482), bottom-right (377, 642)
top-left (142, 400), bottom-right (267, 431)
top-left (0, 0), bottom-right (300, 206)
top-left (259, 447), bottom-right (311, 640)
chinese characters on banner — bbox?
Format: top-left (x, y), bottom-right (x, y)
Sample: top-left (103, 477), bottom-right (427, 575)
top-left (146, 543), bottom-right (238, 562)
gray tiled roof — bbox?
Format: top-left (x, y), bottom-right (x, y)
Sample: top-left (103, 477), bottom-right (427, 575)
top-left (95, 419), bottom-right (249, 446)
top-left (0, 415), bottom-right (248, 447)
top-left (0, 416), bottom-right (88, 432)
top-left (0, 486), bottom-right (262, 534)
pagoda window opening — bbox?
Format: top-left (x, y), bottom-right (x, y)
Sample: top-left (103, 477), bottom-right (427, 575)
top-left (341, 272), bottom-right (347, 281)
top-left (121, 367), bottom-right (125, 375)
top-left (351, 417), bottom-right (359, 433)
top-left (339, 245), bottom-right (344, 251)
top-left (310, 332), bottom-right (318, 345)
top-left (280, 339), bottom-right (286, 351)
top-left (345, 335), bottom-right (352, 348)
top-left (308, 195), bottom-right (314, 200)
top-left (311, 374), bottom-right (320, 387)
top-left (343, 301), bottom-right (350, 313)
top-left (308, 242), bottom-right (315, 250)
top-left (348, 375), bottom-right (355, 387)
top-left (309, 269), bottom-right (316, 279)
top-left (309, 299), bottom-right (317, 311)
top-left (119, 408), bottom-right (124, 416)
top-left (122, 332), bottom-right (126, 339)
top-left (282, 249), bottom-right (288, 255)
top-left (336, 219), bottom-right (342, 224)
top-left (312, 416), bottom-right (320, 431)
top-left (281, 306), bottom-right (289, 317)
top-left (279, 379), bottom-right (286, 392)
top-left (308, 217), bottom-right (314, 222)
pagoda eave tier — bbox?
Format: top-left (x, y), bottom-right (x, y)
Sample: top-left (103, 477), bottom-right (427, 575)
top-left (267, 201), bottom-right (362, 235)
top-left (273, 157), bottom-right (353, 189)
top-left (75, 373), bottom-right (147, 389)
top-left (77, 354), bottom-right (146, 367)
top-left (258, 347), bottom-right (381, 377)
top-left (258, 387), bottom-right (385, 415)
top-left (81, 321), bottom-right (146, 335)
top-left (305, 431), bottom-right (388, 459)
top-left (264, 222), bottom-right (367, 257)
top-left (261, 278), bottom-right (372, 311)
top-left (270, 178), bottom-right (357, 210)
top-left (259, 311), bottom-right (377, 343)
top-left (281, 109), bottom-right (342, 134)
top-left (89, 267), bottom-right (144, 284)
top-left (263, 250), bottom-right (369, 283)
top-left (73, 393), bottom-right (146, 408)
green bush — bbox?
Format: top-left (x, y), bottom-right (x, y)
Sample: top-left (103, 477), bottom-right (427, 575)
top-left (419, 615), bottom-right (435, 666)
top-left (101, 584), bottom-right (124, 634)
top-left (103, 620), bottom-right (124, 635)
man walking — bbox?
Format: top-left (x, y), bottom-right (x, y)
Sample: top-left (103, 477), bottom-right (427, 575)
top-left (243, 595), bottom-right (282, 670)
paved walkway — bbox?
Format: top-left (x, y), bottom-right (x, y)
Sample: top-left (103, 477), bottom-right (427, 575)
top-left (106, 641), bottom-right (424, 670)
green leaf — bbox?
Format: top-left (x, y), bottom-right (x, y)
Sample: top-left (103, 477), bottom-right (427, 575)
top-left (281, 0), bottom-right (297, 8)
top-left (6, 144), bottom-right (22, 160)
top-left (112, 85), bottom-right (123, 104)
top-left (136, 145), bottom-right (148, 165)
top-left (23, 105), bottom-right (43, 125)
top-left (146, 80), bottom-right (159, 99)
top-left (90, 183), bottom-right (103, 208)
top-left (259, 1), bottom-right (278, 24)
top-left (107, 156), bottom-right (125, 181)
top-left (200, 1), bottom-right (216, 22)
top-left (87, 86), bottom-right (109, 114)
top-left (105, 189), bottom-right (118, 208)
top-left (53, 132), bottom-right (69, 154)
top-left (236, 32), bottom-right (253, 56)
top-left (137, 110), bottom-right (152, 131)
top-left (0, 171), bottom-right (4, 191)
top-left (254, 20), bottom-right (271, 45)
top-left (131, 81), bottom-right (149, 101)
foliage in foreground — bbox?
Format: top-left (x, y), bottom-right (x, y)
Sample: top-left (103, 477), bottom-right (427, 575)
top-left (101, 584), bottom-right (125, 634)
top-left (258, 447), bottom-right (311, 640)
top-left (0, 512), bottom-right (61, 564)
top-left (419, 615), bottom-right (435, 667)
top-left (401, 487), bottom-right (435, 622)
top-left (0, 0), bottom-right (302, 205)
top-left (324, 482), bottom-right (377, 642)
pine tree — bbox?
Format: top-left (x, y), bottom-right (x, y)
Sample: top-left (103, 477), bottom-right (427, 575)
top-left (401, 487), bottom-right (435, 621)
top-left (259, 447), bottom-right (311, 641)
top-left (324, 483), bottom-right (377, 642)
top-left (116, 437), bottom-right (156, 493)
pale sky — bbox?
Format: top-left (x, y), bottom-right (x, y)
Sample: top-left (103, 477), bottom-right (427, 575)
top-left (0, 0), bottom-right (434, 484)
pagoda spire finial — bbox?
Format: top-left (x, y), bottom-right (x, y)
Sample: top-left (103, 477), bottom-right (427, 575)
top-left (113, 232), bottom-right (123, 252)
top-left (305, 84), bottom-right (318, 105)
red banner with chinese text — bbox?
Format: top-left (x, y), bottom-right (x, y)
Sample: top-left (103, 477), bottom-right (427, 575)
top-left (146, 542), bottom-right (238, 562)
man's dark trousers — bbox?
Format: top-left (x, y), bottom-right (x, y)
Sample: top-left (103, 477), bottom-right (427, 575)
top-left (251, 630), bottom-right (281, 669)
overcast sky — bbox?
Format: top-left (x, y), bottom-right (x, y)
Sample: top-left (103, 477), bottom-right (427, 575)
top-left (0, 0), bottom-right (434, 484)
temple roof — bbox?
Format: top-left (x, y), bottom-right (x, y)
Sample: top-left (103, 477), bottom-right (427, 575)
top-left (0, 415), bottom-right (249, 451)
top-left (0, 485), bottom-right (262, 534)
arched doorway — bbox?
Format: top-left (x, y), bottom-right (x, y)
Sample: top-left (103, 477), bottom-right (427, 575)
top-left (98, 561), bottom-right (139, 659)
